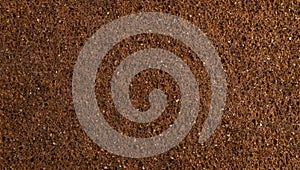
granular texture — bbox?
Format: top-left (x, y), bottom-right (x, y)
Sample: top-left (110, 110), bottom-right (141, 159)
top-left (1, 0), bottom-right (299, 169)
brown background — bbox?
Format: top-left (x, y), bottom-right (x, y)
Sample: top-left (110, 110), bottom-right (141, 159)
top-left (1, 0), bottom-right (299, 169)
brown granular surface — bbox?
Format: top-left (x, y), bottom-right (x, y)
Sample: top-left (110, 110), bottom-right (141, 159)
top-left (1, 0), bottom-right (299, 169)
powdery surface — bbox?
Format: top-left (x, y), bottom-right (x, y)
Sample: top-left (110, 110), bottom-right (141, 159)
top-left (1, 0), bottom-right (299, 169)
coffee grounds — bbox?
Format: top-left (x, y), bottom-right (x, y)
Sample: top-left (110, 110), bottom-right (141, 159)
top-left (1, 0), bottom-right (299, 169)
